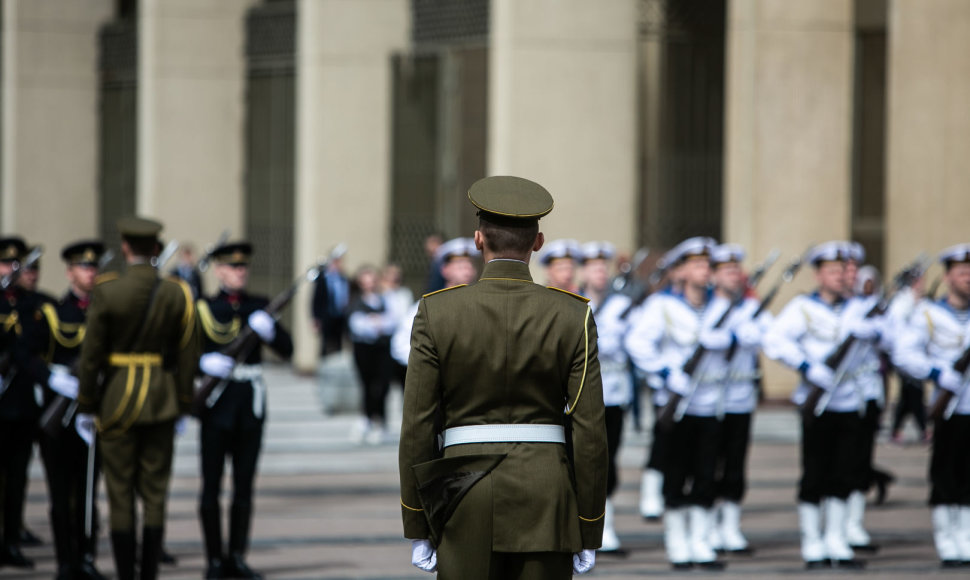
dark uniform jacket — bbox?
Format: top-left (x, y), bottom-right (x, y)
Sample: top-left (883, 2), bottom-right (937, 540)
top-left (197, 289), bottom-right (293, 428)
top-left (399, 259), bottom-right (608, 552)
top-left (77, 264), bottom-right (200, 430)
top-left (32, 290), bottom-right (89, 407)
top-left (0, 287), bottom-right (47, 420)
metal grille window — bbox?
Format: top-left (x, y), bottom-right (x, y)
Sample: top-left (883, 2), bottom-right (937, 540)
top-left (412, 0), bottom-right (489, 47)
top-left (245, 0), bottom-right (296, 321)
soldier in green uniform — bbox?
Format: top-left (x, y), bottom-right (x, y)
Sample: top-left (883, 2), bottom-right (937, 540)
top-left (398, 176), bottom-right (608, 579)
top-left (76, 217), bottom-right (201, 580)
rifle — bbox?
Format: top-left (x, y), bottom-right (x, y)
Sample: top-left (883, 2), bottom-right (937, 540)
top-left (620, 256), bottom-right (673, 320)
top-left (657, 250), bottom-right (792, 429)
top-left (0, 248), bottom-right (45, 395)
top-left (197, 229), bottom-right (231, 273)
top-left (925, 275), bottom-right (942, 301)
top-left (806, 254), bottom-right (928, 417)
top-left (152, 240), bottom-right (179, 271)
top-left (928, 346), bottom-right (970, 422)
top-left (191, 263), bottom-right (323, 417)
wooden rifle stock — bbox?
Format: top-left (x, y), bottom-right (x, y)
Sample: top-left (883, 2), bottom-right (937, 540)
top-left (928, 346), bottom-right (970, 421)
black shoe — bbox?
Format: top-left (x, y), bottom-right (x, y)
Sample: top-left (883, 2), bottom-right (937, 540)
top-left (696, 560), bottom-right (726, 571)
top-left (873, 470), bottom-right (895, 506)
top-left (160, 547), bottom-right (177, 566)
top-left (110, 531), bottom-right (136, 580)
top-left (941, 559), bottom-right (963, 569)
top-left (225, 554), bottom-right (263, 580)
top-left (850, 543), bottom-right (880, 553)
top-left (724, 546), bottom-right (755, 556)
top-left (56, 564), bottom-right (75, 580)
top-left (0, 544), bottom-right (35, 568)
top-left (834, 558), bottom-right (866, 570)
top-left (77, 560), bottom-right (109, 580)
top-left (643, 514), bottom-right (662, 523)
top-left (805, 559), bottom-right (830, 570)
top-left (19, 528), bottom-right (43, 546)
top-left (671, 562), bottom-right (693, 571)
top-left (205, 558), bottom-right (226, 579)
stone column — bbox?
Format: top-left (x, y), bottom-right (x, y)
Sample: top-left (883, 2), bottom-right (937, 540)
top-left (722, 0), bottom-right (855, 398)
top-left (1, 0), bottom-right (112, 293)
top-left (293, 0), bottom-right (410, 371)
top-left (488, 0), bottom-right (639, 267)
top-left (137, 0), bottom-right (254, 249)
top-left (885, 0), bottom-right (970, 273)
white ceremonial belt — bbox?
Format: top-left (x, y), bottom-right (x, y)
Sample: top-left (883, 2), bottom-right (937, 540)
top-left (231, 364), bottom-right (263, 382)
top-left (50, 364), bottom-right (71, 375)
top-left (443, 424), bottom-right (565, 447)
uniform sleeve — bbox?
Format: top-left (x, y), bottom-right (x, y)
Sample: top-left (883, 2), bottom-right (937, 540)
top-left (77, 287), bottom-right (108, 414)
top-left (624, 297), bottom-right (670, 374)
top-left (763, 299), bottom-right (809, 370)
top-left (566, 306), bottom-right (608, 549)
top-left (892, 304), bottom-right (935, 380)
top-left (398, 299), bottom-right (441, 539)
top-left (595, 295), bottom-right (630, 360)
top-left (175, 283), bottom-right (202, 414)
top-left (391, 303), bottom-right (417, 367)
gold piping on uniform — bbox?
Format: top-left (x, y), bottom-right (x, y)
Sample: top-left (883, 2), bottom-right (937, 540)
top-left (197, 300), bottom-right (239, 345)
top-left (178, 280), bottom-right (196, 349)
top-left (400, 499), bottom-right (424, 512)
top-left (566, 306), bottom-right (591, 416)
top-left (422, 284), bottom-right (467, 299)
top-left (101, 354), bottom-right (163, 431)
top-left (579, 511), bottom-right (605, 522)
top-left (101, 361), bottom-right (137, 430)
top-left (41, 303), bottom-right (85, 350)
top-left (119, 363), bottom-right (152, 431)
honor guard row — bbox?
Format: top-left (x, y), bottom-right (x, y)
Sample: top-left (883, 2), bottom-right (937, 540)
top-left (0, 219), bottom-right (293, 580)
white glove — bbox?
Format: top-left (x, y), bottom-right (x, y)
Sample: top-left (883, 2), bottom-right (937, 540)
top-left (845, 317), bottom-right (881, 341)
top-left (666, 368), bottom-right (691, 397)
top-left (248, 310), bottom-right (276, 342)
top-left (734, 320), bottom-right (762, 349)
top-left (49, 369), bottom-right (79, 399)
top-left (698, 328), bottom-right (733, 351)
top-left (410, 539), bottom-right (437, 573)
top-left (573, 549), bottom-right (596, 574)
top-left (175, 415), bottom-right (189, 437)
top-left (937, 366), bottom-right (963, 393)
top-left (200, 352), bottom-right (234, 379)
top-left (805, 363), bottom-right (835, 391)
top-left (76, 413), bottom-right (96, 446)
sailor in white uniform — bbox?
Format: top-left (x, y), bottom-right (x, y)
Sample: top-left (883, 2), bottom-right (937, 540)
top-left (538, 239), bottom-right (582, 294)
top-left (893, 243), bottom-right (970, 568)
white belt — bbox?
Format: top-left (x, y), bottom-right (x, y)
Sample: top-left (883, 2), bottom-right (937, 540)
top-left (231, 364), bottom-right (263, 382)
top-left (442, 424), bottom-right (565, 448)
top-left (206, 364), bottom-right (266, 418)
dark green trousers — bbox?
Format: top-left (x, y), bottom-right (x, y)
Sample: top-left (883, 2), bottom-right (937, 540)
top-left (436, 474), bottom-right (573, 579)
top-left (99, 420), bottom-right (175, 531)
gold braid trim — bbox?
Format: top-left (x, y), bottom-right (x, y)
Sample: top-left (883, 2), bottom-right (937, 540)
top-left (197, 299), bottom-right (240, 345)
top-left (176, 280), bottom-right (196, 349)
top-left (565, 305), bottom-right (592, 416)
top-left (1, 311), bottom-right (21, 335)
top-left (41, 303), bottom-right (85, 349)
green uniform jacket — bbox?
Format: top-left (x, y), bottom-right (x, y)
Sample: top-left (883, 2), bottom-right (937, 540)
top-left (77, 263), bottom-right (200, 431)
top-left (399, 259), bottom-right (608, 552)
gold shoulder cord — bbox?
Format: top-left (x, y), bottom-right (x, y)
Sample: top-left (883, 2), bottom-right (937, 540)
top-left (196, 299), bottom-right (240, 345)
top-left (41, 303), bottom-right (85, 353)
top-left (0, 311), bottom-right (21, 335)
top-left (565, 305), bottom-right (592, 416)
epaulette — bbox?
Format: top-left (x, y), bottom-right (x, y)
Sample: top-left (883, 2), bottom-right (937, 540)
top-left (95, 272), bottom-right (119, 285)
top-left (423, 284), bottom-right (467, 299)
top-left (547, 286), bottom-right (590, 303)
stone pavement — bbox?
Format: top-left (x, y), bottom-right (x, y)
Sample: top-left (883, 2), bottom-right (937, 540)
top-left (11, 365), bottom-right (957, 579)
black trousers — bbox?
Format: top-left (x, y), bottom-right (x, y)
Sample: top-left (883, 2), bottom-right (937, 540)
top-left (714, 413), bottom-right (752, 502)
top-left (352, 341), bottom-right (390, 424)
top-left (929, 415), bottom-right (970, 505)
top-left (0, 419), bottom-right (35, 547)
top-left (851, 401), bottom-right (881, 492)
top-left (892, 376), bottom-right (927, 436)
top-left (799, 411), bottom-right (862, 503)
top-left (663, 415), bottom-right (721, 509)
top-left (199, 420), bottom-right (263, 514)
top-left (605, 406), bottom-right (625, 497)
top-left (39, 425), bottom-right (101, 567)
top-left (645, 403), bottom-right (670, 472)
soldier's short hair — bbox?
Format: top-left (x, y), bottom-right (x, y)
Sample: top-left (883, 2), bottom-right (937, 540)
top-left (124, 236), bottom-right (159, 258)
top-left (478, 216), bottom-right (539, 257)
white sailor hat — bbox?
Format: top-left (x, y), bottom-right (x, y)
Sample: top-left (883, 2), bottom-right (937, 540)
top-left (539, 239), bottom-right (582, 266)
top-left (711, 243), bottom-right (746, 265)
top-left (664, 236), bottom-right (717, 266)
top-left (580, 241), bottom-right (616, 263)
top-left (844, 241), bottom-right (865, 263)
top-left (939, 243), bottom-right (970, 268)
top-left (434, 237), bottom-right (480, 263)
top-left (806, 241), bottom-right (849, 266)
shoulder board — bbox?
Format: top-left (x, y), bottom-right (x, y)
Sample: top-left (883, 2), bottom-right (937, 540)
top-left (423, 284), bottom-right (467, 299)
top-left (547, 286), bottom-right (590, 303)
top-left (95, 272), bottom-right (119, 285)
